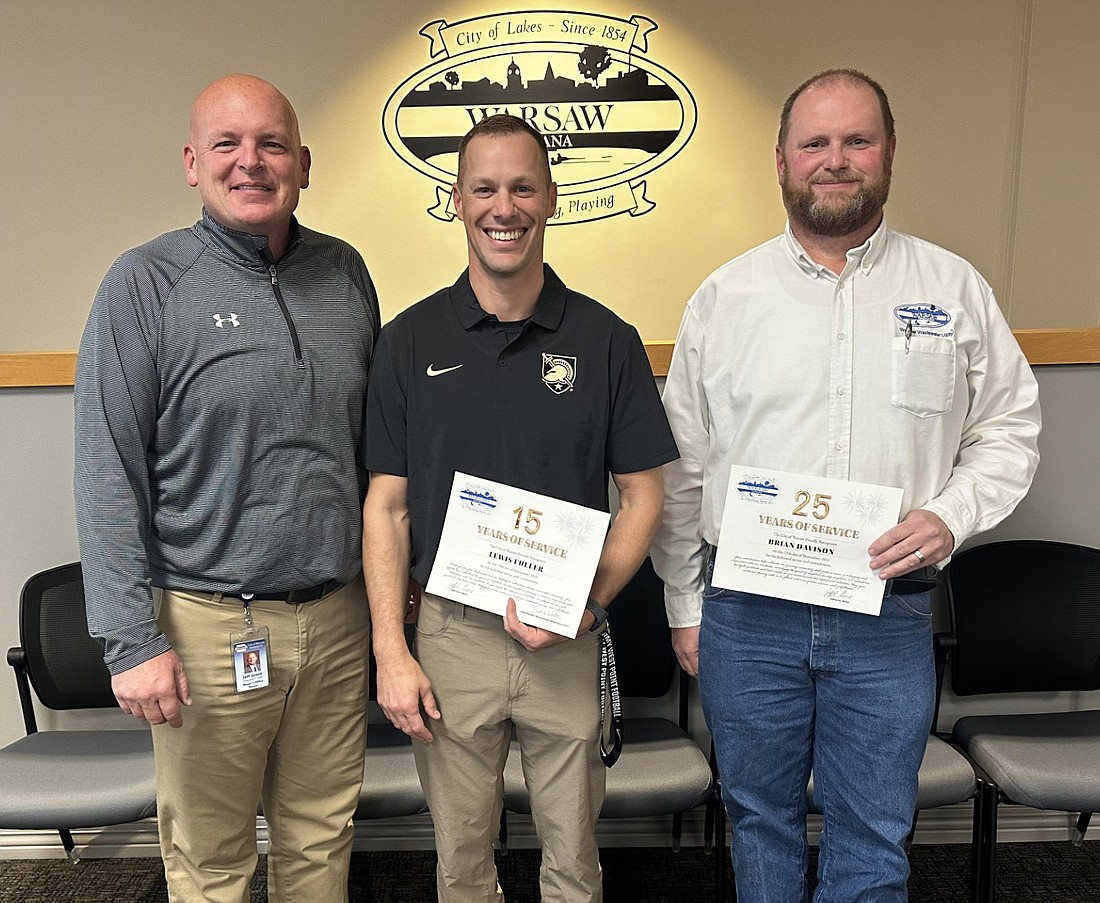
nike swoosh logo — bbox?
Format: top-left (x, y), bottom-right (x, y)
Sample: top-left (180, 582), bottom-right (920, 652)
top-left (426, 363), bottom-right (464, 377)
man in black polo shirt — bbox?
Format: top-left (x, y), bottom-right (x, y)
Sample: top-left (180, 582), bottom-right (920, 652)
top-left (363, 114), bottom-right (677, 903)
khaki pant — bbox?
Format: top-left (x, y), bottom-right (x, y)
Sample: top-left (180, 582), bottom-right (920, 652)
top-left (152, 579), bottom-right (369, 903)
top-left (413, 592), bottom-right (605, 903)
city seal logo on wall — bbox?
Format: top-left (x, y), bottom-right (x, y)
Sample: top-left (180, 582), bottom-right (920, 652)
top-left (382, 11), bottom-right (697, 225)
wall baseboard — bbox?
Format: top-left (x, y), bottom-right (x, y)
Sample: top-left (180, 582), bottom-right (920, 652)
top-left (0, 807), bottom-right (1083, 860)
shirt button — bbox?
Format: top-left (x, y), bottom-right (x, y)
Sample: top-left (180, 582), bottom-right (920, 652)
top-left (834, 442), bottom-right (844, 452)
top-left (836, 386), bottom-right (845, 396)
top-left (498, 358), bottom-right (507, 367)
top-left (837, 332), bottom-right (846, 341)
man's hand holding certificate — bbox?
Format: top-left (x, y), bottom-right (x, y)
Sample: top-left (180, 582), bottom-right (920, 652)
top-left (712, 467), bottom-right (904, 616)
top-left (426, 472), bottom-right (610, 636)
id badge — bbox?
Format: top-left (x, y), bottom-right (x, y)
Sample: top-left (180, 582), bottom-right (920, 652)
top-left (230, 626), bottom-right (271, 692)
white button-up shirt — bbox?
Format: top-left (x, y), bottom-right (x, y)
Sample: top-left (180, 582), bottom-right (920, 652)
top-left (652, 220), bottom-right (1041, 627)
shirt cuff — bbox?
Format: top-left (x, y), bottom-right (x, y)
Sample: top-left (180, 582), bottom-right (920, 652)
top-left (664, 592), bottom-right (703, 629)
top-left (916, 500), bottom-right (965, 554)
top-left (105, 634), bottom-right (173, 676)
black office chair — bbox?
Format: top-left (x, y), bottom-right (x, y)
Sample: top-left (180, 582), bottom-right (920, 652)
top-left (0, 562), bottom-right (157, 861)
top-left (500, 558), bottom-right (714, 855)
top-left (945, 540), bottom-right (1100, 903)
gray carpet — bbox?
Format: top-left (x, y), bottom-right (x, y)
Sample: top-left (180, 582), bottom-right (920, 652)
top-left (0, 843), bottom-right (1097, 901)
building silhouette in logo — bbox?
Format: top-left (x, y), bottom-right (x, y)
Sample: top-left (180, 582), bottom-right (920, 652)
top-left (398, 53), bottom-right (681, 163)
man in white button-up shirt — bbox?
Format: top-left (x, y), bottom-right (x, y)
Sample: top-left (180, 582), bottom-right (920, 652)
top-left (651, 69), bottom-right (1040, 903)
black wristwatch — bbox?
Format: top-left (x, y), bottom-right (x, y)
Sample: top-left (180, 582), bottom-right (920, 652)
top-left (585, 598), bottom-right (608, 632)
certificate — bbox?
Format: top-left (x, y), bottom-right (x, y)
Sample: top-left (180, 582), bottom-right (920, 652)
top-left (426, 472), bottom-right (611, 636)
top-left (712, 466), bottom-right (904, 616)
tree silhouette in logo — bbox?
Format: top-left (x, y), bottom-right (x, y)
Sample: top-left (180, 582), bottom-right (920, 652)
top-left (577, 45), bottom-right (612, 87)
top-left (445, 70), bottom-right (459, 90)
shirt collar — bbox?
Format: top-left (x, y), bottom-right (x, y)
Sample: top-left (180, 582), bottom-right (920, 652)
top-left (782, 217), bottom-right (891, 278)
top-left (449, 264), bottom-right (568, 332)
top-left (196, 208), bottom-right (302, 269)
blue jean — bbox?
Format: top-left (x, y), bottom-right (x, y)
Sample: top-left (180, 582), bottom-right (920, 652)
top-left (699, 572), bottom-right (935, 903)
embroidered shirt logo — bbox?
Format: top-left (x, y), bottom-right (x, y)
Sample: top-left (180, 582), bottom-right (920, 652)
top-left (212, 313), bottom-right (240, 328)
top-left (893, 304), bottom-right (951, 330)
top-left (426, 363), bottom-right (464, 377)
top-left (542, 354), bottom-right (576, 394)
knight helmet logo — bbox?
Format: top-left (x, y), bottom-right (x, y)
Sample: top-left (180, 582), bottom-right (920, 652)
top-left (542, 353), bottom-right (577, 394)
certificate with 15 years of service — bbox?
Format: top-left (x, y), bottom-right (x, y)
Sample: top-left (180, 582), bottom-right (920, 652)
top-left (426, 472), bottom-right (611, 637)
top-left (712, 466), bottom-right (904, 616)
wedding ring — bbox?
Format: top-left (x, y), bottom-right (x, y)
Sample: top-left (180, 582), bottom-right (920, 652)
top-left (912, 549), bottom-right (926, 563)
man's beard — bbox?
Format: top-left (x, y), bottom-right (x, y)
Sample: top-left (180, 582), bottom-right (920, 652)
top-left (781, 164), bottom-right (891, 237)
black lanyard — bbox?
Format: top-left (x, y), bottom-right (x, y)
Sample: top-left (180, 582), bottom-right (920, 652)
top-left (598, 626), bottom-right (624, 767)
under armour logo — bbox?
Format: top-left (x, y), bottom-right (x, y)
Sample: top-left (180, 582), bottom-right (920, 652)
top-left (212, 313), bottom-right (240, 328)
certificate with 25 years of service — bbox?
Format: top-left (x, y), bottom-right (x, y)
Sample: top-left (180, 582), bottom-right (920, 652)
top-left (426, 472), bottom-right (611, 637)
top-left (712, 466), bottom-right (904, 616)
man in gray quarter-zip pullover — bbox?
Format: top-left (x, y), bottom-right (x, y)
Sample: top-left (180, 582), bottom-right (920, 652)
top-left (74, 75), bottom-right (380, 903)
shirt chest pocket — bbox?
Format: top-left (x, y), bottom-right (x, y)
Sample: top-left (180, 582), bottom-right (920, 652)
top-left (891, 334), bottom-right (956, 417)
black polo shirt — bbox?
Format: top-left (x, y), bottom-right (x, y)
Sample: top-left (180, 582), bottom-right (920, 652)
top-left (365, 265), bottom-right (679, 586)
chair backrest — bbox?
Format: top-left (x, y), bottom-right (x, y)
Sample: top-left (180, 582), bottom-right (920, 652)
top-left (19, 562), bottom-right (117, 710)
top-left (945, 540), bottom-right (1100, 696)
top-left (606, 557), bottom-right (677, 699)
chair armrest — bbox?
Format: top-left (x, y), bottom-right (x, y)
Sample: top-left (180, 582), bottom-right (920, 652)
top-left (6, 645), bottom-right (38, 735)
top-left (931, 632), bottom-right (956, 733)
top-left (677, 667), bottom-right (691, 731)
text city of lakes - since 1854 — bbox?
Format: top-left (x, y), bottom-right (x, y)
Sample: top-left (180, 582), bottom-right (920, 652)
top-left (450, 17), bottom-right (633, 46)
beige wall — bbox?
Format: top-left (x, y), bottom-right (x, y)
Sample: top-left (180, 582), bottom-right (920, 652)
top-left (2, 0), bottom-right (1098, 353)
top-left (1010, 1), bottom-right (1100, 327)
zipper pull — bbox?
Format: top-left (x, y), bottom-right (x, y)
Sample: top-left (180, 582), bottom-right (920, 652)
top-left (269, 264), bottom-right (279, 286)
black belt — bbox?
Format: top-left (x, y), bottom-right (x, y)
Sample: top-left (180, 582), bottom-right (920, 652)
top-left (236, 579), bottom-right (344, 604)
top-left (884, 568), bottom-right (938, 596)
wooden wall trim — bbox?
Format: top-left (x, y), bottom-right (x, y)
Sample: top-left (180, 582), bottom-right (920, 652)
top-left (0, 351), bottom-right (78, 387)
top-left (1011, 329), bottom-right (1100, 366)
top-left (2, 329), bottom-right (1098, 387)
